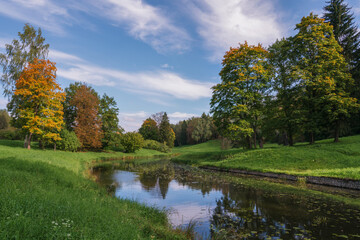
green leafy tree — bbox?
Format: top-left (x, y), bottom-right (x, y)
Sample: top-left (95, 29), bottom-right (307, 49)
top-left (293, 13), bottom-right (358, 143)
top-left (57, 129), bottom-right (81, 152)
top-left (99, 94), bottom-right (121, 148)
top-left (120, 132), bottom-right (144, 153)
top-left (0, 24), bottom-right (49, 97)
top-left (268, 38), bottom-right (303, 146)
top-left (0, 109), bottom-right (10, 130)
top-left (159, 112), bottom-right (175, 148)
top-left (139, 118), bottom-right (159, 141)
top-left (210, 42), bottom-right (272, 148)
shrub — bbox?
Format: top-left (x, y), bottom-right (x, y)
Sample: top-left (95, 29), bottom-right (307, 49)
top-left (143, 139), bottom-right (171, 153)
top-left (0, 128), bottom-right (23, 140)
top-left (57, 129), bottom-right (81, 152)
top-left (119, 132), bottom-right (144, 153)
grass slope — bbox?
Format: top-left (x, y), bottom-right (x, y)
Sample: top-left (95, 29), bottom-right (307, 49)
top-left (0, 140), bottom-right (185, 240)
top-left (172, 135), bottom-right (360, 180)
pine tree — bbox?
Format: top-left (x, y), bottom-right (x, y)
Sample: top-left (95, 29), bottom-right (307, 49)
top-left (159, 112), bottom-right (175, 147)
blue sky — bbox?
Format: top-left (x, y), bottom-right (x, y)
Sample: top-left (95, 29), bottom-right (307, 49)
top-left (0, 0), bottom-right (359, 131)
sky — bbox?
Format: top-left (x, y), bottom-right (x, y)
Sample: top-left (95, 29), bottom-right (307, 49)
top-left (0, 0), bottom-right (360, 131)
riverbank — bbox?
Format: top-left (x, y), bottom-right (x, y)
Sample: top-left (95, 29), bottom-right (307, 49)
top-left (0, 140), bottom-right (186, 239)
top-left (172, 135), bottom-right (360, 181)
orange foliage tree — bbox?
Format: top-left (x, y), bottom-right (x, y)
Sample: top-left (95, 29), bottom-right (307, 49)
top-left (71, 84), bottom-right (103, 150)
top-left (14, 58), bottom-right (65, 149)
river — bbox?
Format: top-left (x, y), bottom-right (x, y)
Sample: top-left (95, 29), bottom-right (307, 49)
top-left (92, 160), bottom-right (360, 239)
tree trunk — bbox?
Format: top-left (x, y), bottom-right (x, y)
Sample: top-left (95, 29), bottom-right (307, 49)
top-left (247, 136), bottom-right (252, 149)
top-left (288, 130), bottom-right (294, 147)
top-left (259, 137), bottom-right (264, 148)
top-left (54, 143), bottom-right (57, 151)
top-left (283, 132), bottom-right (289, 146)
top-left (310, 132), bottom-right (314, 145)
top-left (24, 135), bottom-right (28, 148)
top-left (27, 133), bottom-right (32, 150)
top-left (253, 131), bottom-right (257, 149)
top-left (334, 120), bottom-right (340, 143)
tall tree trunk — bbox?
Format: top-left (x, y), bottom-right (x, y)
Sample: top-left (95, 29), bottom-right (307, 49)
top-left (334, 120), bottom-right (340, 143)
top-left (27, 133), bottom-right (32, 150)
top-left (54, 143), bottom-right (57, 151)
top-left (283, 132), bottom-right (289, 146)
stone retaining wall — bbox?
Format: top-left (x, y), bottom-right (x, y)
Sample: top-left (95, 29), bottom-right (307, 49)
top-left (199, 166), bottom-right (360, 190)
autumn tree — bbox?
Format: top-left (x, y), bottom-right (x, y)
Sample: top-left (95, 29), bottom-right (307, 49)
top-left (14, 59), bottom-right (64, 149)
top-left (71, 85), bottom-right (103, 150)
top-left (99, 94), bottom-right (121, 148)
top-left (139, 118), bottom-right (159, 141)
top-left (159, 112), bottom-right (175, 148)
top-left (63, 82), bottom-right (99, 130)
top-left (210, 42), bottom-right (272, 148)
top-left (293, 13), bottom-right (358, 143)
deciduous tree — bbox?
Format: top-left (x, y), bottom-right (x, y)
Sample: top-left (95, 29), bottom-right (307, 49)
top-left (71, 85), bottom-right (103, 150)
top-left (14, 59), bottom-right (64, 149)
top-left (210, 42), bottom-right (272, 148)
top-left (139, 118), bottom-right (159, 141)
top-left (293, 13), bottom-right (358, 143)
top-left (99, 94), bottom-right (121, 148)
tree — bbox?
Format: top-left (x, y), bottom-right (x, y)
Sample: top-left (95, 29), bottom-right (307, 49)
top-left (159, 112), bottom-right (175, 147)
top-left (293, 13), bottom-right (358, 143)
top-left (71, 85), bottom-right (103, 150)
top-left (0, 109), bottom-right (10, 130)
top-left (63, 82), bottom-right (99, 130)
top-left (210, 42), bottom-right (272, 148)
top-left (120, 132), bottom-right (144, 153)
top-left (14, 59), bottom-right (64, 149)
top-left (151, 112), bottom-right (164, 127)
top-left (324, 0), bottom-right (360, 134)
top-left (99, 94), bottom-right (121, 148)
top-left (139, 118), bottom-right (159, 141)
top-left (268, 38), bottom-right (303, 146)
top-left (0, 24), bottom-right (49, 97)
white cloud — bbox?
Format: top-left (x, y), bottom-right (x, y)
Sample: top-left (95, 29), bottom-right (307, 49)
top-left (90, 0), bottom-right (191, 53)
top-left (53, 50), bottom-right (213, 99)
top-left (0, 0), bottom-right (72, 34)
top-left (119, 111), bottom-right (198, 131)
top-left (169, 112), bottom-right (197, 119)
top-left (0, 0), bottom-right (190, 53)
top-left (185, 0), bottom-right (284, 61)
top-left (161, 63), bottom-right (174, 69)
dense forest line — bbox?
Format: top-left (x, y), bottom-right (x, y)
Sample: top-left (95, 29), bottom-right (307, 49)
top-left (1, 0), bottom-right (360, 152)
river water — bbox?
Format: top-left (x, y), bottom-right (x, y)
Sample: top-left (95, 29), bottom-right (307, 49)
top-left (93, 160), bottom-right (360, 239)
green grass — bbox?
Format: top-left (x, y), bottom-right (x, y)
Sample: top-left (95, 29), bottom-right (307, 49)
top-left (172, 135), bottom-right (360, 180)
top-left (0, 140), bottom-right (185, 239)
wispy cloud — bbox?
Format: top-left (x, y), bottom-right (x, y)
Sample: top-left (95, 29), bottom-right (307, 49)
top-left (91, 0), bottom-right (191, 53)
top-left (185, 0), bottom-right (284, 61)
top-left (0, 0), bottom-right (72, 34)
top-left (0, 0), bottom-right (190, 53)
top-left (51, 50), bottom-right (213, 100)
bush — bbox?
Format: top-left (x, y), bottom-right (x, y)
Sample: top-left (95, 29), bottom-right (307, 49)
top-left (143, 139), bottom-right (171, 153)
top-left (0, 128), bottom-right (23, 140)
top-left (57, 129), bottom-right (81, 152)
top-left (119, 132), bottom-right (144, 153)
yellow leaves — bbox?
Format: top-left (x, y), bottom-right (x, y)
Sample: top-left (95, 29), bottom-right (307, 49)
top-left (14, 58), bottom-right (64, 143)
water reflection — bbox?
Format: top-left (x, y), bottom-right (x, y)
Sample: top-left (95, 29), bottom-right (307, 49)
top-left (94, 160), bottom-right (360, 239)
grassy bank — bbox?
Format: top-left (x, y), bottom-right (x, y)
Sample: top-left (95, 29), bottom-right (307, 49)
top-left (0, 140), bottom-right (185, 239)
top-left (172, 135), bottom-right (360, 180)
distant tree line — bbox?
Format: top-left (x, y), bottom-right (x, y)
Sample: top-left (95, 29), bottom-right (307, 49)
top-left (211, 0), bottom-right (360, 148)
